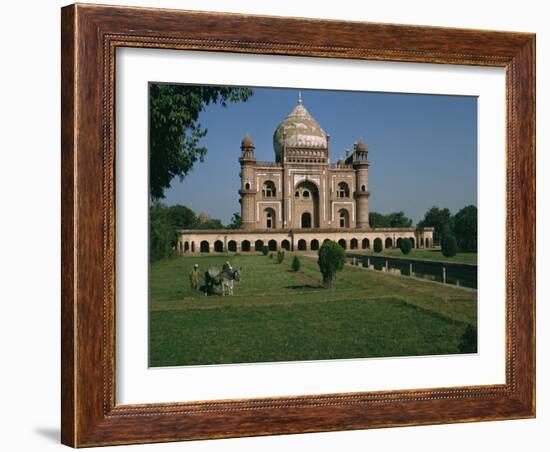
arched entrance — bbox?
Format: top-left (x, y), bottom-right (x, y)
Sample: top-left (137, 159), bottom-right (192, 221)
top-left (298, 239), bottom-right (307, 251)
top-left (385, 238), bottom-right (393, 249)
top-left (338, 239), bottom-right (347, 249)
top-left (264, 207), bottom-right (276, 229)
top-left (241, 240), bottom-right (251, 252)
top-left (301, 212), bottom-right (312, 228)
top-left (350, 238), bottom-right (358, 249)
top-left (281, 239), bottom-right (290, 251)
top-left (362, 238), bottom-right (370, 249)
top-left (295, 180), bottom-right (320, 228)
top-left (255, 240), bottom-right (264, 251)
top-left (214, 240), bottom-right (224, 252)
top-left (228, 240), bottom-right (237, 252)
top-left (268, 239), bottom-right (277, 251)
top-left (338, 209), bottom-right (350, 228)
top-left (200, 241), bottom-right (210, 253)
top-left (310, 239), bottom-right (319, 251)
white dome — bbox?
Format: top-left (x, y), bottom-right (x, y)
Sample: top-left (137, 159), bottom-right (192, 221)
top-left (273, 98), bottom-right (327, 162)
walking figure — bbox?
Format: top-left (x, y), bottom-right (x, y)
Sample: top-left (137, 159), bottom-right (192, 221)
top-left (189, 264), bottom-right (200, 290)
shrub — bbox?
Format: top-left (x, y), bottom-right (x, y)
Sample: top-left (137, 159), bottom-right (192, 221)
top-left (291, 255), bottom-right (301, 272)
top-left (373, 238), bottom-right (383, 253)
top-left (399, 238), bottom-right (412, 255)
top-left (261, 245), bottom-right (269, 256)
top-left (441, 235), bottom-right (458, 257)
top-left (317, 240), bottom-right (345, 288)
top-left (269, 253), bottom-right (274, 259)
top-left (277, 250), bottom-right (285, 264)
top-left (458, 324), bottom-right (477, 353)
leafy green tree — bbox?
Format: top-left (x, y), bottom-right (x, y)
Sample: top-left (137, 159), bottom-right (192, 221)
top-left (441, 235), bottom-right (458, 257)
top-left (368, 212), bottom-right (389, 228)
top-left (291, 255), bottom-right (301, 272)
top-left (418, 206), bottom-right (452, 244)
top-left (399, 238), bottom-right (412, 255)
top-left (149, 84), bottom-right (253, 200)
top-left (195, 218), bottom-right (224, 230)
top-left (317, 240), bottom-right (346, 288)
top-left (277, 250), bottom-right (285, 264)
top-left (228, 212), bottom-right (243, 229)
top-left (369, 211), bottom-right (412, 228)
top-left (453, 205), bottom-right (477, 252)
top-left (149, 203), bottom-right (178, 262)
top-left (262, 245), bottom-right (269, 256)
top-left (373, 238), bottom-right (383, 253)
top-left (387, 211), bottom-right (413, 227)
top-left (165, 204), bottom-right (198, 229)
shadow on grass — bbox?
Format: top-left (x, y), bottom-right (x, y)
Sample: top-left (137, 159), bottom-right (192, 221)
top-left (285, 284), bottom-right (322, 290)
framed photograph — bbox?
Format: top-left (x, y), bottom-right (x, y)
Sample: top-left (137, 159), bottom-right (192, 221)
top-left (61, 3), bottom-right (535, 447)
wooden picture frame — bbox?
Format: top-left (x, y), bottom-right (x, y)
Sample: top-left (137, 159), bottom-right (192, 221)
top-left (61, 3), bottom-right (535, 447)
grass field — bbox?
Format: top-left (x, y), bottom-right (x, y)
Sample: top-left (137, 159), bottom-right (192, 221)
top-left (149, 253), bottom-right (477, 367)
top-left (351, 248), bottom-right (477, 265)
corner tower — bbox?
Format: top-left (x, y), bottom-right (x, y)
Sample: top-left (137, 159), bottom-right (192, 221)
top-left (238, 135), bottom-right (257, 230)
top-left (348, 141), bottom-right (371, 229)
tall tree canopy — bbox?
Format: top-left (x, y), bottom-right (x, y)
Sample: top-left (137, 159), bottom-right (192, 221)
top-left (228, 212), bottom-right (243, 230)
top-left (149, 203), bottom-right (225, 261)
top-left (149, 84), bottom-right (253, 200)
top-left (369, 211), bottom-right (413, 228)
top-left (453, 205), bottom-right (477, 252)
top-left (417, 206), bottom-right (452, 243)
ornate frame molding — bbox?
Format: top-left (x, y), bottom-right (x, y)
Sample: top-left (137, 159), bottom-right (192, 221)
top-left (61, 4), bottom-right (535, 447)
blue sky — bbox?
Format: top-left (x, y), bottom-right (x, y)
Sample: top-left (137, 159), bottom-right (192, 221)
top-left (162, 86), bottom-right (477, 225)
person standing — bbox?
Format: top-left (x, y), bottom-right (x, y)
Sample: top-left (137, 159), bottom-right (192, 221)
top-left (189, 264), bottom-right (200, 290)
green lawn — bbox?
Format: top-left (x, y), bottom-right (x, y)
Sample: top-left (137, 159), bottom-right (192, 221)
top-left (351, 248), bottom-right (477, 265)
top-left (149, 253), bottom-right (477, 367)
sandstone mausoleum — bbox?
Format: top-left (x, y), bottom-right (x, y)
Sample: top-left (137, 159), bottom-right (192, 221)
top-left (177, 95), bottom-right (433, 254)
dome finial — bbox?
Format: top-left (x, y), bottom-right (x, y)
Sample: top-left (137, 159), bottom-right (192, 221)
top-left (241, 133), bottom-right (255, 149)
top-left (298, 90), bottom-right (302, 104)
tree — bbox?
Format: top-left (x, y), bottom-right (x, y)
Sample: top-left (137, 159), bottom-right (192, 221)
top-left (262, 245), bottom-right (269, 256)
top-left (149, 203), bottom-right (178, 262)
top-left (195, 218), bottom-right (224, 230)
top-left (368, 212), bottom-right (389, 228)
top-left (387, 211), bottom-right (413, 227)
top-left (149, 84), bottom-right (253, 200)
top-left (165, 204), bottom-right (198, 229)
top-left (418, 206), bottom-right (452, 244)
top-left (441, 235), bottom-right (458, 257)
top-left (453, 205), bottom-right (477, 252)
top-left (228, 212), bottom-right (243, 229)
top-left (277, 250), bottom-right (285, 264)
top-left (373, 238), bottom-right (383, 253)
top-left (369, 211), bottom-right (413, 228)
top-left (291, 255), bottom-right (301, 272)
top-left (317, 240), bottom-right (346, 288)
top-left (399, 238), bottom-right (412, 255)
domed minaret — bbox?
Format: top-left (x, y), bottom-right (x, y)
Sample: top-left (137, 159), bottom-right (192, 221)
top-left (238, 134), bottom-right (257, 230)
top-left (352, 141), bottom-right (371, 229)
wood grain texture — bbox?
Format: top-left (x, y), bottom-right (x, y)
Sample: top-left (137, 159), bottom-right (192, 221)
top-left (60, 3), bottom-right (536, 447)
